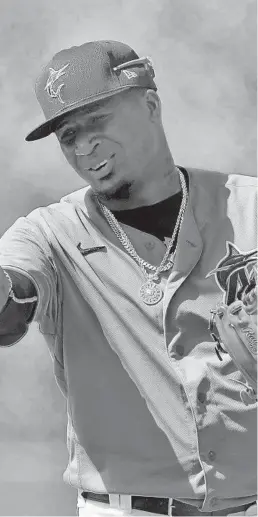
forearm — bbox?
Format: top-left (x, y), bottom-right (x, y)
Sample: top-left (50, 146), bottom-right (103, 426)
top-left (0, 269), bottom-right (38, 346)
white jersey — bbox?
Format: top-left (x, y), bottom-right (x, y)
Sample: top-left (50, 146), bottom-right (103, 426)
top-left (0, 167), bottom-right (257, 514)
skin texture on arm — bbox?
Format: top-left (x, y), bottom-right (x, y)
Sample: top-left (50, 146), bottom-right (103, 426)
top-left (0, 267), bottom-right (37, 346)
top-left (0, 265), bottom-right (11, 312)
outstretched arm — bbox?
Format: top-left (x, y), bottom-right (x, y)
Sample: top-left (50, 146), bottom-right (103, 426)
top-left (0, 210), bottom-right (59, 347)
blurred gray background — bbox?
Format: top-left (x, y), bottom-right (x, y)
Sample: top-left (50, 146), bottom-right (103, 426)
top-left (0, 0), bottom-right (256, 515)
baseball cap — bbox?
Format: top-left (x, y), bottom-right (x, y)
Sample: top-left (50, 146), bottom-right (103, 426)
top-left (25, 40), bottom-right (157, 142)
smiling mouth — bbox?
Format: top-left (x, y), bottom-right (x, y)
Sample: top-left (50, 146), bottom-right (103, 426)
top-left (88, 154), bottom-right (115, 171)
top-left (91, 159), bottom-right (108, 171)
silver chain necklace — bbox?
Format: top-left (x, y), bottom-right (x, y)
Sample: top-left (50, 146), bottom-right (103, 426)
top-left (95, 168), bottom-right (188, 305)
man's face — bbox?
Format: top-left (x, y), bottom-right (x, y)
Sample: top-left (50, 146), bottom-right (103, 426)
top-left (55, 89), bottom-right (159, 201)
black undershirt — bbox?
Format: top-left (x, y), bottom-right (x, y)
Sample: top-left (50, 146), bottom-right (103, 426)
top-left (112, 166), bottom-right (189, 250)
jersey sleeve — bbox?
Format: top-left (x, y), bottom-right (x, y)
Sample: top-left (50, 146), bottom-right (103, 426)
top-left (0, 211), bottom-right (59, 336)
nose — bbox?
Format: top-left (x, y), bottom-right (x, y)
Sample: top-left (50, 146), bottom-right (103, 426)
top-left (75, 133), bottom-right (101, 157)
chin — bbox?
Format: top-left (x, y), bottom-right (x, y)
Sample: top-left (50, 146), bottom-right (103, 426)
top-left (96, 179), bottom-right (133, 202)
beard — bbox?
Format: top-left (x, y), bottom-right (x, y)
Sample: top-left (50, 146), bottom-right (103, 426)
top-left (96, 180), bottom-right (133, 203)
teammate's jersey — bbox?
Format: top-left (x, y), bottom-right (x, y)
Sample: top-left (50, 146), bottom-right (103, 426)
top-left (0, 167), bottom-right (257, 514)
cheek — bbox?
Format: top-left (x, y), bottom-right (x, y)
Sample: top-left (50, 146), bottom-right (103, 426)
top-left (61, 146), bottom-right (78, 170)
top-left (60, 147), bottom-right (82, 179)
top-left (61, 148), bottom-right (93, 183)
top-left (124, 126), bottom-right (154, 165)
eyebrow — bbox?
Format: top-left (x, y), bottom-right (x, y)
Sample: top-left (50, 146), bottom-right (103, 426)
top-left (55, 101), bottom-right (112, 133)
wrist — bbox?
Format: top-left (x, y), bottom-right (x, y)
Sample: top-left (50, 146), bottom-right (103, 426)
top-left (0, 269), bottom-right (38, 313)
top-left (0, 270), bottom-right (12, 312)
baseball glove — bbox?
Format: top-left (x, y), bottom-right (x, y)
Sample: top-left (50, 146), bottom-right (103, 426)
top-left (209, 280), bottom-right (257, 405)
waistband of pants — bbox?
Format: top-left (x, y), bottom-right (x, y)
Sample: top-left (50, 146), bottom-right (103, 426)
top-left (81, 491), bottom-right (256, 516)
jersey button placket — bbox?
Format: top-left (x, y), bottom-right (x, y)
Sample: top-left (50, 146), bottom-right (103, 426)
top-left (144, 241), bottom-right (155, 251)
top-left (208, 450), bottom-right (216, 461)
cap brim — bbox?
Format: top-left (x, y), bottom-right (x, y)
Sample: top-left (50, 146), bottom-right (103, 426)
top-left (25, 86), bottom-right (139, 142)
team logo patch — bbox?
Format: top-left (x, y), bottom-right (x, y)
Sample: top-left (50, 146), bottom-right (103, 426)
top-left (206, 241), bottom-right (257, 305)
top-left (44, 63), bottom-right (69, 104)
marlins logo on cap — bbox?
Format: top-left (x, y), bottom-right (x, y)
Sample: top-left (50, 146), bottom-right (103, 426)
top-left (44, 63), bottom-right (69, 104)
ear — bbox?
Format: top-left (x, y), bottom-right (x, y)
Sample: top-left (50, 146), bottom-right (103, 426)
top-left (144, 89), bottom-right (162, 121)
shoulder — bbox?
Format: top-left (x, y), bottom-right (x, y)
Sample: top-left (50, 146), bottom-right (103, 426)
top-left (60, 185), bottom-right (91, 206)
top-left (186, 166), bottom-right (257, 193)
top-left (184, 166), bottom-right (257, 228)
top-left (27, 185), bottom-right (92, 223)
top-left (187, 166), bottom-right (256, 183)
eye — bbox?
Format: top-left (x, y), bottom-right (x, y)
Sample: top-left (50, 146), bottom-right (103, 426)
top-left (60, 129), bottom-right (76, 146)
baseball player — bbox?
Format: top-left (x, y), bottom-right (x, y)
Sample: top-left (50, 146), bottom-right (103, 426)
top-left (0, 41), bottom-right (257, 517)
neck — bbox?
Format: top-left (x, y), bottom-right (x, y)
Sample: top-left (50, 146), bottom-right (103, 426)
top-left (96, 160), bottom-right (181, 212)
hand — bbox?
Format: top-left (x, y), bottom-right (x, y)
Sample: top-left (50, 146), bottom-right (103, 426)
top-left (0, 266), bottom-right (12, 313)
